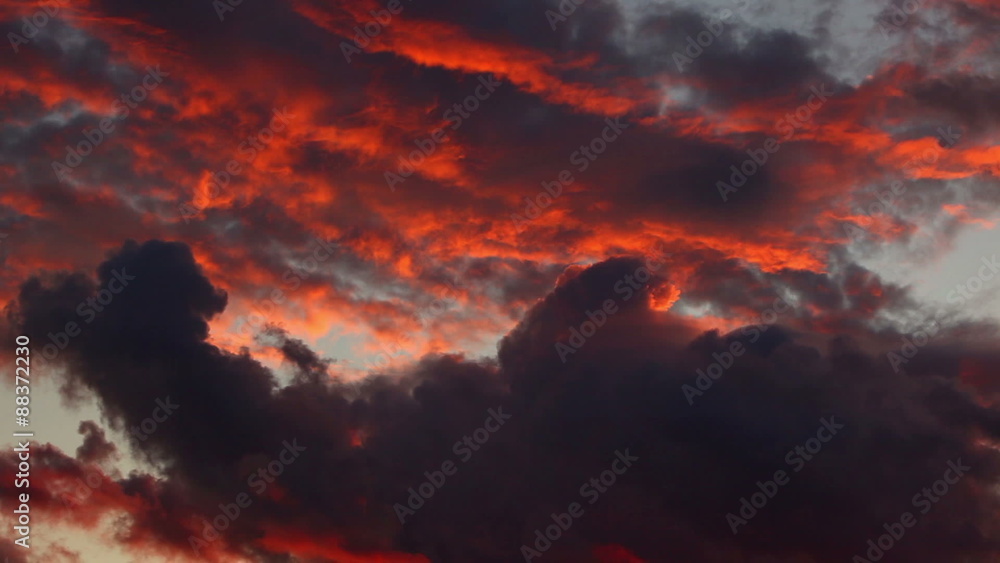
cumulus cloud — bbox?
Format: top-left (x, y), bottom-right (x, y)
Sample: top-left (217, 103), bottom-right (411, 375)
top-left (3, 241), bottom-right (1000, 561)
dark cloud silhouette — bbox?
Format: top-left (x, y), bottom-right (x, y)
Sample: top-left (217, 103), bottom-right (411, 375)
top-left (5, 240), bottom-right (1000, 562)
top-left (75, 421), bottom-right (118, 464)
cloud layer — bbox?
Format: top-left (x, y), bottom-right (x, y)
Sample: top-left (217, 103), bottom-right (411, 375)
top-left (1, 0), bottom-right (1000, 560)
top-left (2, 241), bottom-right (1000, 561)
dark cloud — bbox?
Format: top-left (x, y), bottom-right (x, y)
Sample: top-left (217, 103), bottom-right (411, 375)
top-left (907, 74), bottom-right (1000, 137)
top-left (7, 241), bottom-right (1000, 561)
top-left (76, 420), bottom-right (118, 464)
top-left (0, 539), bottom-right (29, 563)
top-left (3, 0), bottom-right (1000, 558)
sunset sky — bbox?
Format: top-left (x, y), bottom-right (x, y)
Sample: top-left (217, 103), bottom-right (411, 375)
top-left (1, 0), bottom-right (1000, 561)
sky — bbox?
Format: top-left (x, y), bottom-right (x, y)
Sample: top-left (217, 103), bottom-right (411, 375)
top-left (0, 0), bottom-right (999, 561)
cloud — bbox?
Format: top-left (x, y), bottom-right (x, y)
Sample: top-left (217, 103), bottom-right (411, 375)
top-left (4, 240), bottom-right (1000, 561)
top-left (75, 421), bottom-right (118, 464)
top-left (2, 0), bottom-right (999, 559)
